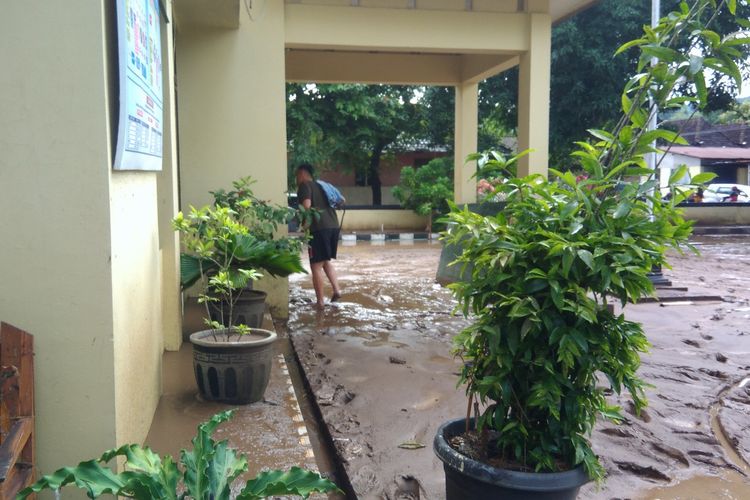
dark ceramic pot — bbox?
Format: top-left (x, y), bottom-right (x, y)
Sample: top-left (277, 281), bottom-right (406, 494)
top-left (209, 289), bottom-right (267, 328)
top-left (190, 328), bottom-right (276, 404)
top-left (434, 418), bottom-right (590, 500)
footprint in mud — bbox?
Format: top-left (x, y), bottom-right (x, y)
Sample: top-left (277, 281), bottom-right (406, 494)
top-left (614, 461), bottom-right (670, 482)
top-left (698, 368), bottom-right (729, 379)
top-left (350, 464), bottom-right (381, 496)
top-left (625, 401), bottom-right (652, 423)
top-left (390, 475), bottom-right (424, 500)
top-left (651, 442), bottom-right (690, 467)
top-left (600, 427), bottom-right (636, 438)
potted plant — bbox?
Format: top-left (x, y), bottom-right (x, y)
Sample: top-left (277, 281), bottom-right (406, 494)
top-left (435, 1), bottom-right (748, 498)
top-left (173, 202), bottom-right (281, 404)
top-left (18, 410), bottom-right (340, 499)
top-left (179, 177), bottom-right (305, 328)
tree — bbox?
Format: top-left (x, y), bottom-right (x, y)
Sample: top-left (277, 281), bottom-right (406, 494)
top-left (422, 0), bottom-right (750, 164)
top-left (713, 100), bottom-right (750, 124)
top-left (392, 157), bottom-right (453, 233)
top-left (286, 84), bottom-right (425, 205)
top-left (420, 78), bottom-right (516, 154)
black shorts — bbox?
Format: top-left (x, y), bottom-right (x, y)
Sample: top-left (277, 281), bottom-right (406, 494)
top-left (309, 228), bottom-right (340, 264)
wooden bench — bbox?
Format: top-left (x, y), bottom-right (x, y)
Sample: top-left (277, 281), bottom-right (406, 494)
top-left (0, 322), bottom-right (35, 498)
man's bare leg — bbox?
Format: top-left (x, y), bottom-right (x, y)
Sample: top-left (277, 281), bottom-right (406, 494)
top-left (323, 260), bottom-right (341, 300)
top-left (310, 261), bottom-right (326, 308)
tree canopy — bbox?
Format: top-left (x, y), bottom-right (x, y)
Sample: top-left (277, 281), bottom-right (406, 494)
top-left (391, 157), bottom-right (453, 233)
top-left (286, 0), bottom-right (750, 203)
top-left (420, 0), bottom-right (750, 163)
top-left (286, 83), bottom-right (425, 205)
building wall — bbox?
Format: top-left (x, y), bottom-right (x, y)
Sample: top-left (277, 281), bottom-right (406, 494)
top-left (341, 210), bottom-right (428, 231)
top-left (682, 205), bottom-right (750, 225)
top-left (317, 152), bottom-right (450, 205)
top-left (288, 0), bottom-right (518, 12)
top-left (0, 0), bottom-right (118, 474)
top-left (177, 2), bottom-right (290, 316)
top-left (0, 0), bottom-right (176, 475)
top-left (109, 173), bottom-right (164, 449)
top-left (336, 187), bottom-right (401, 205)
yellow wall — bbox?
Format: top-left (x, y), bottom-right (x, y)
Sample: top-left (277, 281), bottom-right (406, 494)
top-left (159, 1), bottom-right (185, 352)
top-left (682, 205), bottom-right (750, 225)
top-left (341, 210), bottom-right (429, 232)
top-left (0, 0), bottom-right (176, 475)
top-left (340, 186), bottom-right (400, 205)
top-left (517, 12), bottom-right (552, 176)
top-left (0, 0), bottom-right (118, 474)
top-left (109, 173), bottom-right (164, 449)
top-left (177, 1), bottom-right (290, 316)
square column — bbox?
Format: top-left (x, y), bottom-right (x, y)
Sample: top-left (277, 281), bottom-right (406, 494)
top-left (517, 13), bottom-right (551, 177)
top-left (454, 82), bottom-right (478, 204)
top-left (177, 2), bottom-right (290, 317)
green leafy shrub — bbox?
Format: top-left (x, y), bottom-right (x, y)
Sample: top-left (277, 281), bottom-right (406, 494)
top-left (443, 0), bottom-right (748, 481)
top-left (17, 411), bottom-right (340, 500)
top-left (392, 157), bottom-right (453, 232)
top-left (174, 177), bottom-right (306, 335)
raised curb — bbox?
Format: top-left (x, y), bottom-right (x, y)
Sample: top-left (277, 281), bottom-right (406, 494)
top-left (692, 226), bottom-right (750, 235)
top-left (340, 232), bottom-right (439, 241)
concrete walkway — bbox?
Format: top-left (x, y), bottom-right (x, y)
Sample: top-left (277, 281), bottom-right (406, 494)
top-left (145, 309), bottom-right (320, 495)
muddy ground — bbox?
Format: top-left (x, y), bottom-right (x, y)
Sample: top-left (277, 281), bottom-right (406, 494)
top-left (287, 237), bottom-right (750, 499)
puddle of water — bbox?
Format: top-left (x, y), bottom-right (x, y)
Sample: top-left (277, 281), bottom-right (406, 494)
top-left (647, 376), bottom-right (750, 500)
top-left (362, 331), bottom-right (409, 348)
top-left (709, 383), bottom-right (750, 475)
top-left (644, 471), bottom-right (749, 499)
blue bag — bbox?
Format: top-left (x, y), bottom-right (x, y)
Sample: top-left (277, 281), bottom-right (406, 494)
top-left (316, 180), bottom-right (346, 209)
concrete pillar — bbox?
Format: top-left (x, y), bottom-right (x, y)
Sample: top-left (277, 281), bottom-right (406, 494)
top-left (454, 82), bottom-right (479, 204)
top-left (517, 13), bottom-right (551, 177)
top-left (177, 2), bottom-right (290, 317)
top-left (158, 6), bottom-right (182, 352)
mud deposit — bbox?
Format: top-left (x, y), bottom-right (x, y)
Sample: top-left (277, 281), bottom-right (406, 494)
top-left (288, 238), bottom-right (750, 499)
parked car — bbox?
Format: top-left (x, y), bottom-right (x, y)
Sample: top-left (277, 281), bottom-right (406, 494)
top-left (706, 183), bottom-right (750, 202)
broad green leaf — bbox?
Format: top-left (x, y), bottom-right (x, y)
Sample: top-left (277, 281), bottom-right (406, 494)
top-left (17, 461), bottom-right (126, 499)
top-left (688, 54), bottom-right (703, 75)
top-left (613, 202), bottom-right (632, 219)
top-left (690, 172), bottom-right (717, 185)
top-left (615, 38), bottom-right (645, 55)
top-left (587, 129), bottom-right (615, 143)
top-left (694, 72), bottom-right (707, 108)
top-left (669, 165), bottom-right (689, 185)
top-left (640, 45), bottom-right (681, 62)
top-left (238, 467), bottom-right (340, 499)
top-left (577, 249), bottom-right (595, 271)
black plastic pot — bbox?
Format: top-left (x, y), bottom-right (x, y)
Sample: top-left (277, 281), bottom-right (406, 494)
top-left (190, 328), bottom-right (277, 404)
top-left (434, 418), bottom-right (590, 500)
top-left (209, 289), bottom-right (267, 328)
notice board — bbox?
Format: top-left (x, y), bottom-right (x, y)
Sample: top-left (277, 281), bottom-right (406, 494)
top-left (114, 0), bottom-right (163, 171)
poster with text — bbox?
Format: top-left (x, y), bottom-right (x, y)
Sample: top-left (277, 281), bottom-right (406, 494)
top-left (114, 0), bottom-right (163, 171)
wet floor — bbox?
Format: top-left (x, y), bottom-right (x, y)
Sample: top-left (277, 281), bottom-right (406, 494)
top-left (288, 237), bottom-right (750, 499)
top-left (145, 311), bottom-right (319, 497)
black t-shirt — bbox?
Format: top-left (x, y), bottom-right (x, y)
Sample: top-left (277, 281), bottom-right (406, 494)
top-left (297, 181), bottom-right (339, 231)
